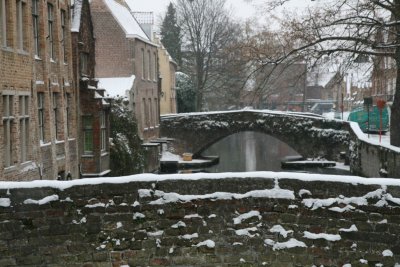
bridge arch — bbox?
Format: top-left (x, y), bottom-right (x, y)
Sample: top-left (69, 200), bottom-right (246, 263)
top-left (160, 110), bottom-right (351, 160)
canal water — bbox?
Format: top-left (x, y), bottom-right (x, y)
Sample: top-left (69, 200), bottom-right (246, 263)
top-left (200, 131), bottom-right (351, 175)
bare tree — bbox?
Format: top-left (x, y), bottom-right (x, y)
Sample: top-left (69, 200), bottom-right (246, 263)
top-left (176, 0), bottom-right (241, 111)
top-left (247, 0), bottom-right (400, 146)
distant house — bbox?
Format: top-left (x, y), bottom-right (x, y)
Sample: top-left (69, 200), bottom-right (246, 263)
top-left (306, 56), bottom-right (373, 113)
top-left (71, 0), bottom-right (111, 177)
top-left (257, 62), bottom-right (307, 111)
top-left (154, 36), bottom-right (178, 115)
top-left (90, 0), bottom-right (160, 141)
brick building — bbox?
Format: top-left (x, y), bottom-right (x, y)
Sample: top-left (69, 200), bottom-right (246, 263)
top-left (1, 0), bottom-right (78, 180)
top-left (71, 0), bottom-right (111, 177)
top-left (90, 0), bottom-right (160, 141)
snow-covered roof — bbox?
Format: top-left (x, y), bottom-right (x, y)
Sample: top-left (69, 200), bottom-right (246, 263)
top-left (71, 0), bottom-right (83, 32)
top-left (344, 62), bottom-right (373, 89)
top-left (307, 60), bottom-right (340, 88)
top-left (103, 0), bottom-right (149, 41)
top-left (97, 75), bottom-right (135, 98)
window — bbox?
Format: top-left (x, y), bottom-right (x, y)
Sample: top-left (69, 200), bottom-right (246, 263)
top-left (141, 49), bottom-right (145, 79)
top-left (19, 95), bottom-right (29, 162)
top-left (32, 0), bottom-right (39, 56)
top-left (154, 97), bottom-right (158, 125)
top-left (142, 98), bottom-right (147, 129)
top-left (37, 92), bottom-right (45, 141)
top-left (47, 3), bottom-right (54, 59)
top-left (52, 93), bottom-right (59, 139)
top-left (61, 10), bottom-right (66, 62)
top-left (3, 95), bottom-right (14, 167)
top-left (100, 111), bottom-right (106, 152)
top-left (66, 93), bottom-right (71, 137)
top-left (148, 50), bottom-right (151, 80)
top-left (1, 0), bottom-right (7, 47)
top-left (153, 52), bottom-right (157, 81)
top-left (16, 0), bottom-right (26, 50)
top-left (83, 116), bottom-right (93, 154)
top-left (148, 98), bottom-right (152, 127)
top-left (80, 53), bottom-right (88, 75)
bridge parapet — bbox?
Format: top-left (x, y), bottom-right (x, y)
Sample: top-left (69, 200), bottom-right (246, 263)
top-left (161, 110), bottom-right (351, 160)
top-left (0, 173), bottom-right (400, 266)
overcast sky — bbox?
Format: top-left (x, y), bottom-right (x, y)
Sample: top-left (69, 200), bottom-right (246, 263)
top-left (127, 0), bottom-right (260, 23)
top-left (127, 0), bottom-right (319, 27)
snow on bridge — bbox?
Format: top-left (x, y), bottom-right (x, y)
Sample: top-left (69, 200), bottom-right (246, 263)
top-left (160, 109), bottom-right (400, 178)
top-left (160, 109), bottom-right (351, 160)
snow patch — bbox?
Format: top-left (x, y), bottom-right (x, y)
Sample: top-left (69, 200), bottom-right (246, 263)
top-left (149, 187), bottom-right (295, 205)
top-left (264, 238), bottom-right (307, 251)
top-left (235, 227), bottom-right (258, 237)
top-left (196, 240), bottom-right (215, 248)
top-left (382, 249), bottom-right (393, 257)
top-left (171, 221), bottom-right (186, 228)
top-left (339, 225), bottom-right (358, 232)
top-left (133, 212), bottom-right (145, 220)
top-left (0, 198), bottom-right (11, 207)
top-left (303, 231), bottom-right (341, 241)
top-left (270, 225), bottom-right (294, 238)
top-left (24, 195), bottom-right (59, 205)
top-left (179, 233), bottom-right (198, 240)
top-left (233, 210), bottom-right (261, 225)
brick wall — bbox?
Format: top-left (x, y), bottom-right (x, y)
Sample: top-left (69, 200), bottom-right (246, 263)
top-left (0, 0), bottom-right (78, 180)
top-left (73, 0), bottom-right (111, 177)
top-left (90, 0), bottom-right (160, 141)
top-left (91, 0), bottom-right (133, 78)
top-left (0, 174), bottom-right (399, 266)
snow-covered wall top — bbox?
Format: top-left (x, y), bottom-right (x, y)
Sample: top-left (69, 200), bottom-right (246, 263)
top-left (1, 174), bottom-right (400, 266)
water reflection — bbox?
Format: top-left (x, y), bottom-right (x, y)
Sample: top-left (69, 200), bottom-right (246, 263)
top-left (202, 131), bottom-right (300, 172)
top-left (201, 131), bottom-right (351, 175)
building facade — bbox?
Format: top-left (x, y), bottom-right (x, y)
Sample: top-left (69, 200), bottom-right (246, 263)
top-left (1, 0), bottom-right (78, 180)
top-left (71, 0), bottom-right (111, 177)
top-left (155, 36), bottom-right (177, 115)
top-left (90, 0), bottom-right (160, 141)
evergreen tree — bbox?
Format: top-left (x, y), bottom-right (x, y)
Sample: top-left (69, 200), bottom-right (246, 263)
top-left (109, 98), bottom-right (144, 176)
top-left (176, 72), bottom-right (196, 113)
top-left (160, 3), bottom-right (182, 66)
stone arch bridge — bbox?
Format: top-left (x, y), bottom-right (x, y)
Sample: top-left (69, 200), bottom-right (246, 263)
top-left (160, 110), bottom-right (351, 161)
